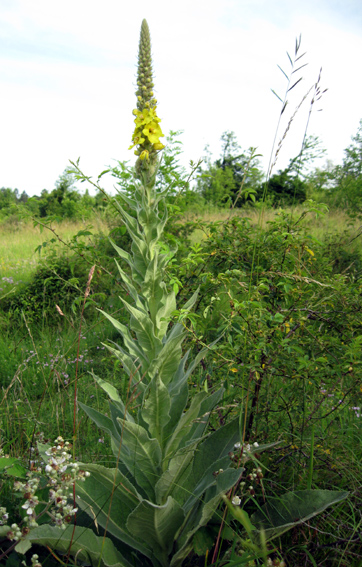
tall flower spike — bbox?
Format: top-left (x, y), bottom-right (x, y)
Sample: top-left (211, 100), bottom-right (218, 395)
top-left (130, 19), bottom-right (165, 181)
top-left (136, 19), bottom-right (155, 111)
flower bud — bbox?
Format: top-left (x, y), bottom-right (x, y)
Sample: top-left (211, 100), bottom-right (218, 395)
top-left (140, 150), bottom-right (149, 161)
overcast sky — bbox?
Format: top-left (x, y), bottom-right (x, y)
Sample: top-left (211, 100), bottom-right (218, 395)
top-left (1, 0), bottom-right (362, 196)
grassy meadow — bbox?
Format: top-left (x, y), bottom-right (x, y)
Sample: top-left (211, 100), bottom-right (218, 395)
top-left (0, 202), bottom-right (361, 566)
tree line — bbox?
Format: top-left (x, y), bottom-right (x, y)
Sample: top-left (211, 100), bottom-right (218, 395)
top-left (1, 118), bottom-right (362, 221)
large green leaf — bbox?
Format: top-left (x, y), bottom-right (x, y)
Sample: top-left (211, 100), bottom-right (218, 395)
top-left (155, 439), bottom-right (200, 505)
top-left (116, 419), bottom-right (162, 498)
top-left (75, 463), bottom-right (154, 559)
top-left (114, 258), bottom-right (142, 305)
top-left (0, 457), bottom-right (27, 478)
top-left (156, 287), bottom-right (177, 338)
top-left (99, 310), bottom-right (149, 367)
top-left (26, 525), bottom-right (133, 567)
top-left (91, 375), bottom-right (134, 423)
top-left (142, 374), bottom-right (171, 443)
top-left (180, 388), bottom-right (224, 447)
top-left (142, 255), bottom-right (165, 326)
top-left (79, 403), bottom-right (122, 444)
top-left (127, 496), bottom-right (185, 562)
top-left (170, 469), bottom-right (242, 567)
top-left (164, 392), bottom-right (208, 460)
top-left (105, 343), bottom-right (143, 389)
top-left (109, 238), bottom-right (132, 268)
top-left (120, 299), bottom-right (162, 358)
top-left (147, 329), bottom-right (186, 387)
top-left (184, 417), bottom-right (240, 504)
top-left (251, 489), bottom-right (349, 541)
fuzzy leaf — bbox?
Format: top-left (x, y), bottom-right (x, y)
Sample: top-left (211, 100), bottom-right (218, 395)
top-left (142, 374), bottom-right (171, 443)
top-left (120, 299), bottom-right (162, 358)
top-left (127, 496), bottom-right (185, 557)
top-left (26, 525), bottom-right (133, 567)
top-left (164, 392), bottom-right (208, 460)
top-left (116, 419), bottom-right (162, 498)
top-left (75, 464), bottom-right (154, 559)
top-left (155, 439), bottom-right (200, 504)
top-left (170, 469), bottom-right (242, 567)
top-left (251, 489), bottom-right (349, 541)
top-left (99, 310), bottom-right (149, 367)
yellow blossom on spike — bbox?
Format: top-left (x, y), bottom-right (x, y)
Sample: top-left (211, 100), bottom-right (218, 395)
top-left (142, 121), bottom-right (164, 144)
top-left (140, 150), bottom-right (149, 160)
top-left (134, 108), bottom-right (158, 128)
top-left (130, 106), bottom-right (164, 151)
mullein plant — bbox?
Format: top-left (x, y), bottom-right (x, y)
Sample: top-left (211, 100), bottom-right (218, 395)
top-left (6, 22), bottom-right (349, 567)
top-left (22, 19), bottom-right (252, 567)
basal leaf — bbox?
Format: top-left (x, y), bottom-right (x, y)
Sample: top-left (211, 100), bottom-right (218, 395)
top-left (251, 489), bottom-right (349, 541)
top-left (26, 525), bottom-right (133, 567)
top-left (75, 464), bottom-right (153, 559)
top-left (127, 496), bottom-right (185, 558)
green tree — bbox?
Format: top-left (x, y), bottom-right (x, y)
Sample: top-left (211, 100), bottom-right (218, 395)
top-left (34, 171), bottom-right (101, 219)
top-left (197, 131), bottom-right (264, 207)
top-left (267, 169), bottom-right (307, 205)
top-left (0, 187), bottom-right (18, 210)
top-left (308, 120), bottom-right (362, 211)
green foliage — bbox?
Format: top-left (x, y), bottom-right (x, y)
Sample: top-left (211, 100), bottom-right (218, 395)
top-left (251, 490), bottom-right (349, 542)
top-left (1, 254), bottom-right (88, 326)
top-left (197, 132), bottom-right (264, 207)
top-left (307, 119), bottom-right (362, 214)
top-left (169, 204), bottom-right (362, 452)
top-left (266, 168), bottom-right (307, 205)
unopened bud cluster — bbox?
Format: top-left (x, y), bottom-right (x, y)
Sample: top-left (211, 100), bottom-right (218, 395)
top-left (5, 437), bottom-right (90, 544)
top-left (135, 20), bottom-right (156, 111)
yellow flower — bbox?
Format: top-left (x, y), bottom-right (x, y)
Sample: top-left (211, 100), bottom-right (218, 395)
top-left (129, 105), bottom-right (164, 151)
top-left (128, 132), bottom-right (145, 150)
top-left (134, 107), bottom-right (158, 128)
top-left (142, 121), bottom-right (164, 144)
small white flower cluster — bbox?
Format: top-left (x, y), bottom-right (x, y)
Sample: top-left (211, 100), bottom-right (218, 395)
top-left (229, 441), bottom-right (263, 506)
top-left (6, 436), bottom-right (90, 543)
top-left (247, 467), bottom-right (263, 482)
top-left (22, 553), bottom-right (42, 567)
top-left (234, 441), bottom-right (259, 451)
top-left (229, 441), bottom-right (259, 466)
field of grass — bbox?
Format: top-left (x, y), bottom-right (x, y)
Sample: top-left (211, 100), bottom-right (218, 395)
top-left (0, 205), bottom-right (361, 566)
